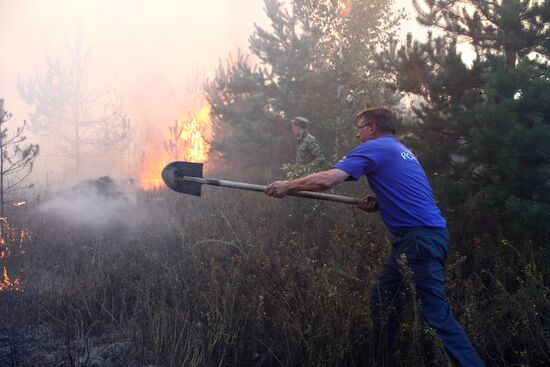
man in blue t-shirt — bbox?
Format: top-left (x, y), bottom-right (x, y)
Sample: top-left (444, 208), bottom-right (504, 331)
top-left (265, 107), bottom-right (483, 366)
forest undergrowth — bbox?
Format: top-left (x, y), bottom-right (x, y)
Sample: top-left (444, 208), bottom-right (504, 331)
top-left (0, 184), bottom-right (548, 366)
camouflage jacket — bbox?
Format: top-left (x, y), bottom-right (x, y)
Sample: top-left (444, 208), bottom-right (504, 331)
top-left (296, 131), bottom-right (325, 166)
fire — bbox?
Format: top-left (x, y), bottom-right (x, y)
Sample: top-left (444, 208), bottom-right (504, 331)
top-left (138, 148), bottom-right (170, 191)
top-left (0, 218), bottom-right (30, 292)
top-left (0, 266), bottom-right (23, 292)
top-left (338, 0), bottom-right (352, 17)
top-left (138, 105), bottom-right (212, 191)
top-left (0, 218), bottom-right (31, 260)
top-left (178, 105), bottom-right (212, 163)
top-left (0, 238), bottom-right (6, 260)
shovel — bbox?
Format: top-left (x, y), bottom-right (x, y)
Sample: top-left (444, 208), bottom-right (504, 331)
top-left (161, 161), bottom-right (362, 205)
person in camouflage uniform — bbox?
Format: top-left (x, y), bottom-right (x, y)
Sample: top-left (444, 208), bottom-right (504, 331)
top-left (291, 117), bottom-right (326, 167)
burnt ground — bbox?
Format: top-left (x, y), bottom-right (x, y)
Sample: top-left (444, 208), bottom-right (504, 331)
top-left (0, 302), bottom-right (158, 367)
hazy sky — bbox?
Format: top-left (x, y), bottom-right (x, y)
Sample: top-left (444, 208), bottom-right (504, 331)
top-left (0, 0), bottom-right (267, 127)
top-left (0, 0), bottom-right (435, 124)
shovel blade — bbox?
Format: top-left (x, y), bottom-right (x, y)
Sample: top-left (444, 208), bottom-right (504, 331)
top-left (161, 161), bottom-right (203, 196)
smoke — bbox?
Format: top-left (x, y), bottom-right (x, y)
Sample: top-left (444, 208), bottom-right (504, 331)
top-left (36, 176), bottom-right (142, 228)
top-left (0, 0), bottom-right (267, 189)
top-left (1, 1), bottom-right (470, 192)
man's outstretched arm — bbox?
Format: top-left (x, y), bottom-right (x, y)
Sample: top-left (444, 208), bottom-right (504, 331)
top-left (265, 168), bottom-right (350, 198)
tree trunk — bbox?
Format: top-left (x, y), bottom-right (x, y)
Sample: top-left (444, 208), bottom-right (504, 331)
top-left (75, 124), bottom-right (80, 177)
top-left (0, 99), bottom-right (4, 217)
top-left (505, 47), bottom-right (517, 69)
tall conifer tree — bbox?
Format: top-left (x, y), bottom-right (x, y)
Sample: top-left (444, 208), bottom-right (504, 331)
top-left (206, 0), bottom-right (401, 169)
top-left (381, 0), bottom-right (550, 241)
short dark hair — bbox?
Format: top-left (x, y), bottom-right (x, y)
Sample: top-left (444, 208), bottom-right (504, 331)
top-left (355, 107), bottom-right (396, 135)
top-left (291, 116), bottom-right (308, 129)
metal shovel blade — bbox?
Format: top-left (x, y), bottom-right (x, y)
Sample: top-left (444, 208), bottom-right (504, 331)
top-left (161, 161), bottom-right (203, 196)
top-left (162, 161), bottom-right (362, 205)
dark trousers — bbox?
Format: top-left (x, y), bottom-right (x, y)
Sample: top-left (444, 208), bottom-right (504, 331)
top-left (370, 227), bottom-right (484, 367)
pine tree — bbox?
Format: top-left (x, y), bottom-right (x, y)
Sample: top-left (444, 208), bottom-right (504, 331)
top-left (0, 100), bottom-right (39, 217)
top-left (205, 51), bottom-right (292, 172)
top-left (381, 0), bottom-right (550, 241)
top-left (205, 0), bottom-right (402, 170)
top-left (467, 58), bottom-right (550, 238)
top-left (18, 31), bottom-right (130, 176)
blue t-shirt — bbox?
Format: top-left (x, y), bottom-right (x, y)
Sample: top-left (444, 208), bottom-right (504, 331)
top-left (334, 136), bottom-right (446, 234)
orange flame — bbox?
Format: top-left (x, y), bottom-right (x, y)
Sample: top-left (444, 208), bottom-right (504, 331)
top-left (0, 266), bottom-right (23, 292)
top-left (338, 0), bottom-right (352, 17)
top-left (0, 218), bottom-right (30, 292)
top-left (138, 105), bottom-right (212, 191)
top-left (138, 147), bottom-right (170, 191)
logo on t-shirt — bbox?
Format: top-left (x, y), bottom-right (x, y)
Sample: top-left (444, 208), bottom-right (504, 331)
top-left (400, 150), bottom-right (417, 161)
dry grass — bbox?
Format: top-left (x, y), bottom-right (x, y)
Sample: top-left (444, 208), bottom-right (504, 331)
top-left (0, 186), bottom-right (548, 366)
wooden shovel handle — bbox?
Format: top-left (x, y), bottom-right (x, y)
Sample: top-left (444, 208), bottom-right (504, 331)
top-left (183, 176), bottom-right (362, 205)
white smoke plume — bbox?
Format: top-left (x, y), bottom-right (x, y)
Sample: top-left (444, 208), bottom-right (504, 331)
top-left (36, 177), bottom-right (141, 228)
